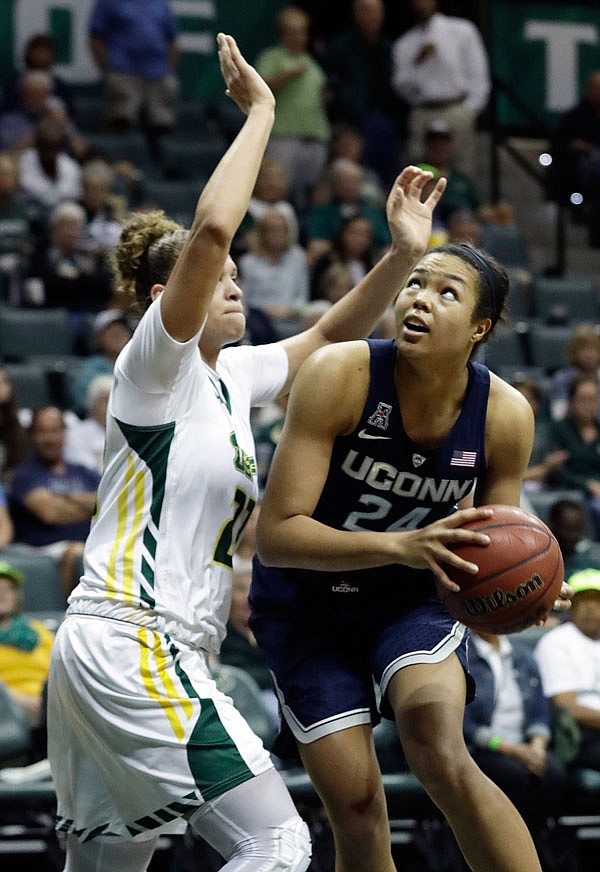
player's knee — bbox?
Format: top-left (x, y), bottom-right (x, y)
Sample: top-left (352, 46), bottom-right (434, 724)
top-left (230, 816), bottom-right (311, 871)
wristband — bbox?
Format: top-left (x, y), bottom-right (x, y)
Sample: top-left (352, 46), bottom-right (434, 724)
top-left (489, 735), bottom-right (502, 751)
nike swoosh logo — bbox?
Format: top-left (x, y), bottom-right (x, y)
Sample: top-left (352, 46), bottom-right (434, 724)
top-left (358, 429), bottom-right (393, 440)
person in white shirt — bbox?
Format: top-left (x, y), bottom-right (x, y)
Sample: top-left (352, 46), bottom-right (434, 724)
top-left (46, 32), bottom-right (447, 872)
top-left (535, 568), bottom-right (600, 773)
top-left (392, 0), bottom-right (490, 175)
top-left (64, 374), bottom-right (113, 474)
top-left (18, 115), bottom-right (81, 211)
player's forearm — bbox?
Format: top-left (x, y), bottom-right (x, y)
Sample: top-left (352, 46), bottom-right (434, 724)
top-left (256, 515), bottom-right (397, 571)
top-left (313, 248), bottom-right (419, 344)
top-left (193, 103), bottom-right (274, 239)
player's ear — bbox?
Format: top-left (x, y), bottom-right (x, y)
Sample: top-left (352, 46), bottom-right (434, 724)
top-left (471, 318), bottom-right (492, 345)
top-left (150, 284), bottom-right (165, 301)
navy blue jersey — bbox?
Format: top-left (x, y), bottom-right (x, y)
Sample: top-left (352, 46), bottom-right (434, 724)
top-left (251, 339), bottom-right (490, 618)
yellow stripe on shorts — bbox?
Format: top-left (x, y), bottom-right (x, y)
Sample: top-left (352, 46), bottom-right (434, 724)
top-left (138, 628), bottom-right (194, 741)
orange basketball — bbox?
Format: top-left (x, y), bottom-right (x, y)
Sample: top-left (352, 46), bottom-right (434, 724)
top-left (438, 505), bottom-right (564, 634)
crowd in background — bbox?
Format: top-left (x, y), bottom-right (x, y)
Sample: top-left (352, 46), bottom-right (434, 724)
top-left (0, 3), bottom-right (600, 870)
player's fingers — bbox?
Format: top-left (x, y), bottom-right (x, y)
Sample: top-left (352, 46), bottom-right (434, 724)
top-left (407, 170), bottom-right (433, 196)
top-left (438, 548), bottom-right (480, 576)
top-left (553, 596), bottom-right (571, 611)
top-left (423, 176), bottom-right (447, 207)
top-left (217, 34), bottom-right (237, 82)
top-left (393, 166), bottom-right (419, 191)
top-left (443, 506), bottom-right (493, 527)
top-left (429, 562), bottom-right (460, 593)
top-left (442, 528), bottom-right (491, 547)
top-left (427, 559), bottom-right (460, 593)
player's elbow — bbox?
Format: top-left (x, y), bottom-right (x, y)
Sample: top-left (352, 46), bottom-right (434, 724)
top-left (255, 518), bottom-right (288, 567)
top-left (190, 208), bottom-right (233, 251)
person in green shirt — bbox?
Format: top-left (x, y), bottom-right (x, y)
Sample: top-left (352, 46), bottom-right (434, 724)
top-left (255, 6), bottom-right (330, 210)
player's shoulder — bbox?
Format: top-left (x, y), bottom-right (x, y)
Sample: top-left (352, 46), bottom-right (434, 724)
top-left (300, 338), bottom-right (370, 380)
top-left (487, 370), bottom-right (533, 420)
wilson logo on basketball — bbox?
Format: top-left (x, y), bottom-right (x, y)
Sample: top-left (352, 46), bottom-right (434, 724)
top-left (463, 573), bottom-right (545, 617)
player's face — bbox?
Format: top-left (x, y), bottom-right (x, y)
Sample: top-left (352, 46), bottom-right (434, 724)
top-left (201, 256), bottom-right (246, 353)
top-left (394, 253), bottom-right (489, 359)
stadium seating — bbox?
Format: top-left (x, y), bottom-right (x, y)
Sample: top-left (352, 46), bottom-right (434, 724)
top-left (531, 275), bottom-right (600, 323)
top-left (0, 307), bottom-right (74, 361)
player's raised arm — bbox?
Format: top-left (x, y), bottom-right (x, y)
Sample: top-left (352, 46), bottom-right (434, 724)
top-left (159, 34), bottom-right (275, 341)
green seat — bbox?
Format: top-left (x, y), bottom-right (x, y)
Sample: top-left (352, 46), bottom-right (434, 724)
top-left (0, 307), bottom-right (74, 361)
top-left (3, 363), bottom-right (53, 409)
top-left (527, 322), bottom-right (573, 373)
top-left (159, 137), bottom-right (227, 180)
top-left (0, 682), bottom-right (31, 766)
top-left (532, 276), bottom-right (600, 323)
top-left (1, 548), bottom-right (67, 614)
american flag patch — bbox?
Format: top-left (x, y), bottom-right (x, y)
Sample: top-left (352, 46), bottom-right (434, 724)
top-left (450, 450), bottom-right (477, 467)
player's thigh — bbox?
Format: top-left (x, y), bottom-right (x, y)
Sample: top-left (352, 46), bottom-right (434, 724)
top-left (387, 654), bottom-right (468, 749)
top-left (297, 724), bottom-right (387, 825)
top-left (65, 833), bottom-right (158, 872)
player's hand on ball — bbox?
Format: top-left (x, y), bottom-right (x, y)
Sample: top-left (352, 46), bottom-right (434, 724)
top-left (536, 580), bottom-right (572, 626)
top-left (396, 506), bottom-right (493, 592)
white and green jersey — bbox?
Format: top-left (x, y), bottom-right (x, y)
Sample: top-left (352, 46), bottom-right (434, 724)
top-left (68, 297), bottom-right (288, 654)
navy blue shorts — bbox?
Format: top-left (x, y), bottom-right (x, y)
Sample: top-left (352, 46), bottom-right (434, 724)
top-left (250, 592), bottom-right (473, 754)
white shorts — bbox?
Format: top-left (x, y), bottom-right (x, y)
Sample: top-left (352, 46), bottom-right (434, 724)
top-left (47, 613), bottom-right (273, 842)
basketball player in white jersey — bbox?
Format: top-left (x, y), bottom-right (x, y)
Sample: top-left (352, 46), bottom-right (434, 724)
top-left (47, 33), bottom-right (446, 872)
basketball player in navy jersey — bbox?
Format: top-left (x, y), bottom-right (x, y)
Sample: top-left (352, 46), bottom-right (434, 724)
top-left (251, 243), bottom-right (571, 871)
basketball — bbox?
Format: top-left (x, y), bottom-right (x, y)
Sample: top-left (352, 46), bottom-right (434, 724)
top-left (438, 505), bottom-right (564, 634)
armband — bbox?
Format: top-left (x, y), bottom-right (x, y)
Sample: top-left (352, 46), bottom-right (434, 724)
top-left (489, 735), bottom-right (502, 751)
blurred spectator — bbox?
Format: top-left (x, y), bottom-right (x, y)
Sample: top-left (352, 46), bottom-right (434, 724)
top-left (310, 214), bottom-right (377, 299)
top-left (391, 0), bottom-right (490, 175)
top-left (70, 310), bottom-right (132, 416)
top-left (1, 34), bottom-right (74, 117)
top-left (551, 69), bottom-right (600, 247)
top-left (253, 395), bottom-right (288, 492)
top-left (9, 405), bottom-right (100, 594)
top-left (418, 119), bottom-right (483, 221)
top-left (0, 69), bottom-right (84, 159)
top-left (219, 556), bottom-right (279, 732)
top-left (89, 0), bottom-right (179, 145)
top-left (18, 115), bottom-right (82, 213)
top-left (464, 630), bottom-right (567, 869)
top-left (0, 70), bottom-right (54, 151)
top-left (80, 159), bottom-right (126, 255)
top-left (256, 6), bottom-right (330, 210)
top-left (315, 262), bottom-right (354, 305)
top-left (0, 479), bottom-right (14, 549)
top-left (27, 200), bottom-right (113, 311)
top-left (327, 123), bottom-right (386, 208)
top-left (0, 151), bottom-right (35, 303)
top-left (322, 0), bottom-right (402, 188)
top-left (512, 376), bottom-right (568, 494)
top-left (550, 324), bottom-right (600, 420)
top-left (64, 374), bottom-right (113, 474)
top-left (239, 210), bottom-right (309, 336)
top-left (303, 158), bottom-right (390, 265)
top-left (550, 374), bottom-right (600, 538)
top-left (446, 208), bottom-right (481, 246)
top-left (0, 367), bottom-right (28, 484)
top-left (0, 561), bottom-right (54, 729)
top-left (548, 499), bottom-right (600, 580)
top-left (535, 570), bottom-right (600, 774)
top-left (241, 156), bottom-right (299, 248)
